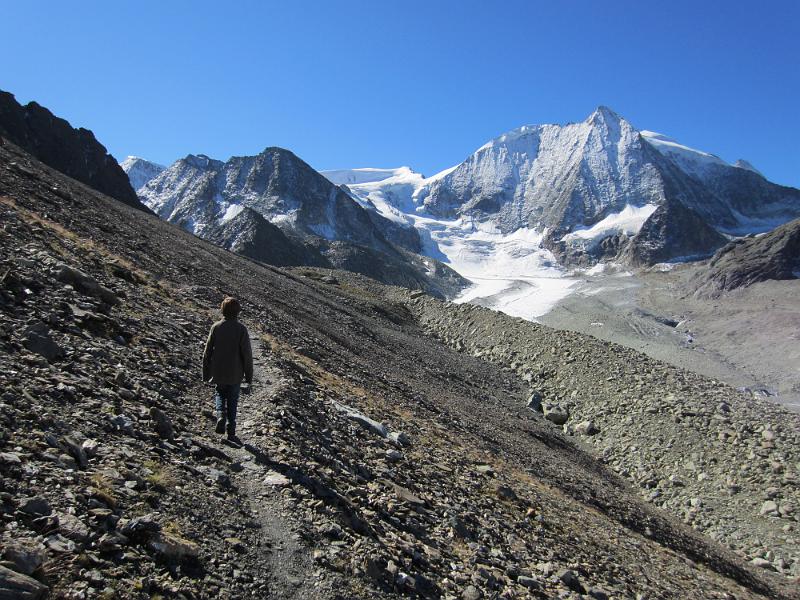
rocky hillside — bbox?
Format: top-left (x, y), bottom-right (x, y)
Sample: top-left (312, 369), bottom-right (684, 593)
top-left (396, 290), bottom-right (800, 579)
top-left (0, 90), bottom-right (146, 212)
top-left (690, 218), bottom-right (800, 297)
top-left (2, 141), bottom-right (798, 598)
top-left (137, 149), bottom-right (464, 297)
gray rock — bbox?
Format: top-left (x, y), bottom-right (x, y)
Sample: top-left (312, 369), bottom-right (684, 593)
top-left (23, 323), bottom-right (63, 361)
top-left (750, 557), bottom-right (777, 571)
top-left (517, 575), bottom-right (540, 589)
top-left (147, 532), bottom-right (199, 564)
top-left (333, 402), bottom-right (387, 437)
top-left (387, 431), bottom-right (410, 447)
top-left (544, 405), bottom-right (570, 426)
top-left (149, 407), bottom-right (174, 440)
top-left (57, 512), bottom-right (90, 543)
top-left (109, 414), bottom-right (134, 434)
top-left (1, 546), bottom-right (44, 576)
top-left (462, 584), bottom-right (482, 600)
top-left (760, 500), bottom-right (778, 515)
top-left (449, 515), bottom-right (473, 540)
top-left (53, 263), bottom-right (119, 305)
top-left (45, 534), bottom-right (75, 553)
top-left (81, 438), bottom-right (99, 457)
top-left (0, 564), bottom-right (48, 600)
top-left (526, 391), bottom-right (543, 412)
top-left (97, 531), bottom-right (129, 553)
top-left (0, 452), bottom-right (22, 465)
top-left (588, 587), bottom-right (610, 600)
top-left (386, 449), bottom-right (402, 462)
top-left (61, 436), bottom-right (87, 468)
top-left (575, 420), bottom-right (600, 436)
top-left (557, 568), bottom-right (582, 591)
top-left (19, 497), bottom-right (51, 517)
top-left (120, 513), bottom-right (161, 541)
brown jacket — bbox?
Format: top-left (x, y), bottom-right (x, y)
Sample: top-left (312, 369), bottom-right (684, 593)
top-left (202, 318), bottom-right (253, 385)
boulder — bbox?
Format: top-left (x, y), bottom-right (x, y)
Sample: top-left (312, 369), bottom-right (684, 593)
top-left (61, 436), bottom-right (87, 468)
top-left (1, 546), bottom-right (44, 576)
top-left (147, 532), bottom-right (199, 564)
top-left (149, 407), bottom-right (174, 440)
top-left (0, 565), bottom-right (48, 600)
top-left (575, 420), bottom-right (600, 436)
top-left (543, 405), bottom-right (569, 426)
top-left (526, 391), bottom-right (543, 412)
top-left (23, 323), bottom-right (63, 361)
top-left (53, 263), bottom-right (119, 305)
top-left (759, 500), bottom-right (778, 516)
top-left (19, 497), bottom-right (51, 517)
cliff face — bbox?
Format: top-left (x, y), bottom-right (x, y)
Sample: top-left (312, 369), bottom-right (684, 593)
top-left (0, 90), bottom-right (147, 211)
top-left (690, 218), bottom-right (800, 297)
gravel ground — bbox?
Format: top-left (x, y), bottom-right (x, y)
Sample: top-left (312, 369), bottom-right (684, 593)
top-left (539, 266), bottom-right (800, 411)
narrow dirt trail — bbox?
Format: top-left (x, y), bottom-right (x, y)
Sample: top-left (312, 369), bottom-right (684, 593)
top-left (208, 334), bottom-right (334, 599)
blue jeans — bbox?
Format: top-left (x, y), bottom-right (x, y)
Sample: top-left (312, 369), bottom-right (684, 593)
top-left (215, 384), bottom-right (240, 433)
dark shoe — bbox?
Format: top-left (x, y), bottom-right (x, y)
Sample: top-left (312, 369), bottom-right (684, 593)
top-left (227, 433), bottom-right (241, 445)
top-left (215, 418), bottom-right (226, 434)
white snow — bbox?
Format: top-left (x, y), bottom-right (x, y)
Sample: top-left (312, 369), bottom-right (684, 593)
top-left (120, 156), bottom-right (166, 192)
top-left (220, 203), bottom-right (244, 223)
top-left (562, 204), bottom-right (658, 243)
top-left (641, 130), bottom-right (727, 178)
top-left (321, 167), bottom-right (414, 186)
top-left (337, 173), bottom-right (582, 320)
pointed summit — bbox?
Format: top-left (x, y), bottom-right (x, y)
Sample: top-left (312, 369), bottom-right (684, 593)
top-left (588, 105), bottom-right (624, 124)
top-left (734, 159), bottom-right (763, 177)
top-left (119, 156), bottom-right (166, 191)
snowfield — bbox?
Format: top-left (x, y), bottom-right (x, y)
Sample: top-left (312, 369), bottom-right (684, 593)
top-left (324, 167), bottom-right (583, 320)
top-left (561, 204), bottom-right (658, 243)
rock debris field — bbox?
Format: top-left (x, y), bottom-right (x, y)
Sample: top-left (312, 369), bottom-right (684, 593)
top-left (1, 140), bottom-right (798, 599)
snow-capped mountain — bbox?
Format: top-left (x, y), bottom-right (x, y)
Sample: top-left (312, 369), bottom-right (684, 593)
top-left (136, 147), bottom-right (465, 297)
top-left (333, 107), bottom-right (800, 268)
top-left (120, 156), bottom-right (166, 192)
top-left (129, 107), bottom-right (800, 319)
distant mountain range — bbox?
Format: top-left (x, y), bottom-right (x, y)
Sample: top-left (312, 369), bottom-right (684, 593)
top-left (125, 150), bottom-right (465, 297)
top-left (121, 106), bottom-right (800, 295)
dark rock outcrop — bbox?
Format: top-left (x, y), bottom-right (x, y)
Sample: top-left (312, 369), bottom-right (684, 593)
top-left (0, 90), bottom-right (146, 211)
top-left (690, 218), bottom-right (800, 297)
top-left (203, 207), bottom-right (329, 268)
top-left (625, 198), bottom-right (728, 266)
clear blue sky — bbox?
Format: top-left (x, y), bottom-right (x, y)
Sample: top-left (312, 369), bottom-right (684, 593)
top-left (3, 0), bottom-right (799, 186)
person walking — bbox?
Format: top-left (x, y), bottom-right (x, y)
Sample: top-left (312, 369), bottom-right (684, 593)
top-left (202, 297), bottom-right (253, 441)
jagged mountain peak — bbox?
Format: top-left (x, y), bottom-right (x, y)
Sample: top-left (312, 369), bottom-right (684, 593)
top-left (181, 153), bottom-right (223, 170)
top-left (734, 158), bottom-right (763, 177)
top-left (119, 156), bottom-right (167, 192)
top-left (587, 104), bottom-right (625, 124)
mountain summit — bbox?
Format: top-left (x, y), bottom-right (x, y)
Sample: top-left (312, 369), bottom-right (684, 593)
top-left (135, 147), bottom-right (465, 296)
top-left (338, 107), bottom-right (800, 267)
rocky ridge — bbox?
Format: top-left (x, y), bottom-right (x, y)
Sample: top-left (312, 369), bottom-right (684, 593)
top-left (340, 108), bottom-right (800, 268)
top-left (1, 139), bottom-right (798, 598)
top-left (690, 218), bottom-right (800, 297)
top-left (0, 90), bottom-right (146, 212)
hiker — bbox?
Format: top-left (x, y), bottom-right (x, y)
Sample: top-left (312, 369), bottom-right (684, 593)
top-left (202, 297), bottom-right (253, 441)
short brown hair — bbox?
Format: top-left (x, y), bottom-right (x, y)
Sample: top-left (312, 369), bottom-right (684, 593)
top-left (221, 297), bottom-right (241, 319)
